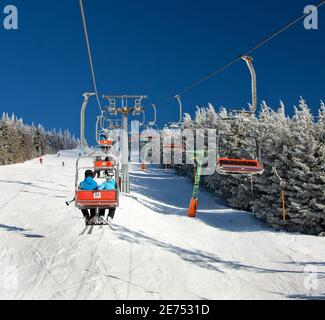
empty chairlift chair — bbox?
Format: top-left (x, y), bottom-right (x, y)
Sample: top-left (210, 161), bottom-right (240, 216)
top-left (217, 158), bottom-right (264, 175)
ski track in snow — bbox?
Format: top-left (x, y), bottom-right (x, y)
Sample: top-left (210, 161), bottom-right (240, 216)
top-left (0, 150), bottom-right (325, 300)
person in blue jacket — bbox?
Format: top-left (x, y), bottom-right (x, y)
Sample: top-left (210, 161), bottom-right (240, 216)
top-left (98, 173), bottom-right (117, 220)
top-left (100, 133), bottom-right (107, 141)
top-left (98, 173), bottom-right (116, 191)
top-left (79, 170), bottom-right (98, 223)
top-left (79, 170), bottom-right (98, 190)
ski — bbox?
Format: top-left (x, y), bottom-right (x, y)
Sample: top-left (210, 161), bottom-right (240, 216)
top-left (80, 225), bottom-right (89, 236)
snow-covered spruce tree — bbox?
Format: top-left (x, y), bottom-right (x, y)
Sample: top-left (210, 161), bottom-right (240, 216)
top-left (33, 125), bottom-right (47, 156)
top-left (251, 101), bottom-right (294, 228)
top-left (306, 101), bottom-right (325, 232)
top-left (0, 113), bottom-right (11, 165)
top-left (277, 99), bottom-right (319, 233)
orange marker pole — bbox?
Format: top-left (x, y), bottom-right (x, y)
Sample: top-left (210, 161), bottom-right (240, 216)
top-left (282, 190), bottom-right (286, 223)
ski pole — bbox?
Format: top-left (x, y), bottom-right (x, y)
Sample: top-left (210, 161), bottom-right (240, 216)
top-left (66, 198), bottom-right (75, 206)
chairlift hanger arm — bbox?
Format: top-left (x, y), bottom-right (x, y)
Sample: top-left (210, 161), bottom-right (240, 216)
top-left (175, 95), bottom-right (183, 126)
top-left (148, 104), bottom-right (157, 126)
top-left (80, 92), bottom-right (96, 152)
top-left (95, 115), bottom-right (101, 142)
top-left (139, 109), bottom-right (146, 127)
top-left (242, 56), bottom-right (257, 113)
top-left (169, 95), bottom-right (183, 128)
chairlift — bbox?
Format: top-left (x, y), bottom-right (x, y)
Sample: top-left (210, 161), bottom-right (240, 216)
top-left (93, 153), bottom-right (117, 172)
top-left (217, 158), bottom-right (264, 175)
top-left (216, 56), bottom-right (264, 176)
top-left (216, 118), bottom-right (264, 176)
top-left (95, 113), bottom-right (113, 147)
top-left (75, 154), bottom-right (120, 225)
top-left (148, 104), bottom-right (159, 130)
top-left (168, 95), bottom-right (183, 129)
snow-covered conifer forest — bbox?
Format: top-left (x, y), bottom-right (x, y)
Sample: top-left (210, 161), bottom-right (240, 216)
top-left (173, 98), bottom-right (325, 235)
top-left (0, 113), bottom-right (78, 165)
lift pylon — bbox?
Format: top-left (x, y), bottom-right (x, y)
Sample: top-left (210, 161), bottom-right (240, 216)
top-left (103, 95), bottom-right (148, 194)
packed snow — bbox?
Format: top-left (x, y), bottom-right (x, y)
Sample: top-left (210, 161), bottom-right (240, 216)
top-left (0, 150), bottom-right (324, 300)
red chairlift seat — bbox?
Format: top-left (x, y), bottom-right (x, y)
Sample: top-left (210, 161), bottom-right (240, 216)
top-left (164, 143), bottom-right (183, 150)
top-left (217, 158), bottom-right (264, 175)
top-left (76, 190), bottom-right (118, 209)
top-left (99, 140), bottom-right (113, 146)
top-left (94, 161), bottom-right (114, 169)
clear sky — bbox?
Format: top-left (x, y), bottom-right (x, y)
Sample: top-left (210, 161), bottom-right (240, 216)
top-left (0, 0), bottom-right (324, 141)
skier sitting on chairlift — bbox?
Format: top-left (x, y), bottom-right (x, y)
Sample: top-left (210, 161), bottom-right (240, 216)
top-left (97, 172), bottom-right (117, 220)
top-left (98, 172), bottom-right (116, 191)
top-left (79, 170), bottom-right (103, 223)
top-left (100, 133), bottom-right (107, 141)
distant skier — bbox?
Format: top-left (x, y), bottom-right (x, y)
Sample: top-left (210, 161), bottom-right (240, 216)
top-left (62, 161), bottom-right (65, 167)
top-left (39, 157), bottom-right (43, 165)
top-left (57, 152), bottom-right (61, 158)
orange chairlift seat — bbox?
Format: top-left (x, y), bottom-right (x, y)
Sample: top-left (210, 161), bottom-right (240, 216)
top-left (76, 190), bottom-right (118, 209)
top-left (217, 158), bottom-right (264, 175)
top-left (94, 160), bottom-right (114, 169)
top-left (98, 139), bottom-right (113, 146)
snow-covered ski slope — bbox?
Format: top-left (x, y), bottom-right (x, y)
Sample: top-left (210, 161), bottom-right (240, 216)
top-left (0, 150), bottom-right (324, 300)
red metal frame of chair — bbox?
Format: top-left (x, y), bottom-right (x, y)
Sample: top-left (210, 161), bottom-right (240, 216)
top-left (76, 190), bottom-right (118, 209)
top-left (94, 161), bottom-right (114, 168)
top-left (217, 158), bottom-right (264, 174)
top-left (99, 140), bottom-right (113, 146)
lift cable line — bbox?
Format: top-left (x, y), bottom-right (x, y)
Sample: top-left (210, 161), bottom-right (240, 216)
top-left (79, 0), bottom-right (103, 112)
top-left (155, 0), bottom-right (325, 106)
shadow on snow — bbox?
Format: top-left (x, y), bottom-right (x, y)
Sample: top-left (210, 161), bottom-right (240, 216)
top-left (130, 169), bottom-right (271, 233)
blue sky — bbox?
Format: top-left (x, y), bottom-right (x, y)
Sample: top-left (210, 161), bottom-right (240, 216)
top-left (0, 0), bottom-right (324, 141)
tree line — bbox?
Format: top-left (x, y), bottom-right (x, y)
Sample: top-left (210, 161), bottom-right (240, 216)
top-left (0, 113), bottom-right (78, 165)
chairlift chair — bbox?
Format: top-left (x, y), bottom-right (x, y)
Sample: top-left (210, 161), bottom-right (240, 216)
top-left (75, 154), bottom-right (120, 225)
top-left (216, 124), bottom-right (264, 176)
top-left (93, 154), bottom-right (116, 171)
top-left (168, 95), bottom-right (183, 129)
top-left (215, 56), bottom-right (264, 176)
top-left (217, 158), bottom-right (264, 175)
